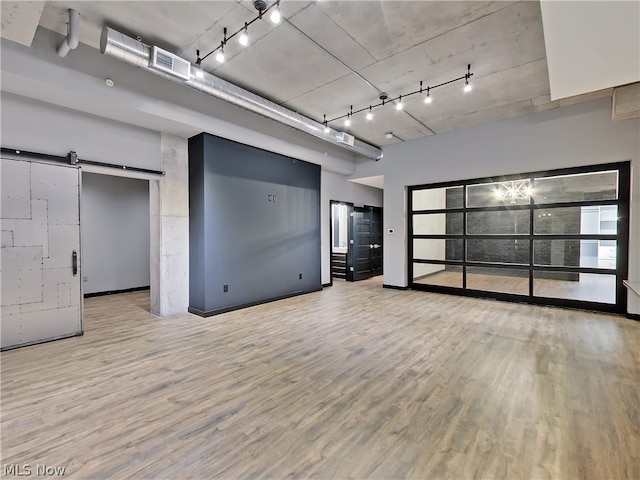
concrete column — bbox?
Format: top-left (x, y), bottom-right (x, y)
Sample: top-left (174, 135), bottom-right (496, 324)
top-left (150, 133), bottom-right (189, 316)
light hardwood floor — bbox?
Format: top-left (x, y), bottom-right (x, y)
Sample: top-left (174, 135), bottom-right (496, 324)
top-left (1, 278), bottom-right (639, 479)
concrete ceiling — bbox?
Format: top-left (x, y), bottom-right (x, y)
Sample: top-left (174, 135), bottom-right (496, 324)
top-left (0, 1), bottom-right (626, 151)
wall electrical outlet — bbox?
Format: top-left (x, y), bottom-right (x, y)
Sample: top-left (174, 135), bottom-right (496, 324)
top-left (223, 284), bottom-right (229, 292)
top-left (299, 273), bottom-right (303, 279)
top-left (82, 276), bottom-right (88, 282)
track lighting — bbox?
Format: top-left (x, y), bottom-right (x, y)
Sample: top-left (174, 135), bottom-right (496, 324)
top-left (196, 2), bottom-right (283, 67)
top-left (424, 87), bottom-right (432, 104)
top-left (270, 2), bottom-right (281, 24)
top-left (464, 64), bottom-right (472, 92)
top-left (215, 44), bottom-right (225, 63)
top-left (322, 64), bottom-right (473, 130)
top-left (239, 24), bottom-right (249, 46)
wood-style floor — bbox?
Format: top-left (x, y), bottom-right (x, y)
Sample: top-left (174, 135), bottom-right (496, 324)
top-left (1, 278), bottom-right (639, 479)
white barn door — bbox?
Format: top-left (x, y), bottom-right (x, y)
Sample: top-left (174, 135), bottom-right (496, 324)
top-left (1, 158), bottom-right (82, 349)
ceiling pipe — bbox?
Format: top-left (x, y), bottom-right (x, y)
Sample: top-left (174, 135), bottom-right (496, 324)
top-left (100, 27), bottom-right (383, 161)
top-left (57, 9), bottom-right (80, 57)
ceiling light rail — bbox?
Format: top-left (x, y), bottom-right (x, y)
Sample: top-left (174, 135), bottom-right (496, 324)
top-left (197, 0), bottom-right (282, 66)
top-left (324, 64), bottom-right (473, 126)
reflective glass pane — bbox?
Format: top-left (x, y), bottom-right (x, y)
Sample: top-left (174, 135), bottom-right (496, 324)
top-left (533, 240), bottom-right (616, 269)
top-left (467, 239), bottom-right (529, 265)
top-left (533, 271), bottom-right (616, 304)
top-left (535, 206), bottom-right (618, 234)
top-left (467, 210), bottom-right (530, 235)
top-left (467, 179), bottom-right (531, 207)
top-left (413, 263), bottom-right (462, 287)
top-left (413, 212), bottom-right (463, 235)
top-left (466, 267), bottom-right (529, 295)
top-left (533, 239), bottom-right (580, 267)
top-left (413, 239), bottom-right (463, 261)
top-left (412, 186), bottom-right (463, 210)
top-left (533, 170), bottom-right (618, 204)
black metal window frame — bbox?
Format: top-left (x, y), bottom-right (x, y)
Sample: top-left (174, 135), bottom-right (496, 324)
top-left (408, 161), bottom-right (631, 314)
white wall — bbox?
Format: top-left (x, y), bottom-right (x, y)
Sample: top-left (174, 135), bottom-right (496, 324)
top-left (1, 93), bottom-right (161, 170)
top-left (353, 97), bottom-right (640, 314)
top-left (321, 170), bottom-right (383, 284)
top-left (81, 173), bottom-right (150, 294)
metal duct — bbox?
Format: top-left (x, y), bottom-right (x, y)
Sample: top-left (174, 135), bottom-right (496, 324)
top-left (100, 27), bottom-right (383, 161)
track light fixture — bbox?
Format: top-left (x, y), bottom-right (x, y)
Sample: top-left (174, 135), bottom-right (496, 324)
top-left (239, 23), bottom-right (249, 46)
top-left (344, 106), bottom-right (354, 126)
top-left (270, 1), bottom-right (282, 24)
top-left (323, 64), bottom-right (473, 128)
top-left (464, 64), bottom-right (472, 92)
top-left (366, 107), bottom-right (373, 120)
top-left (196, 1), bottom-right (282, 67)
top-left (215, 42), bottom-right (225, 63)
top-left (424, 86), bottom-right (432, 104)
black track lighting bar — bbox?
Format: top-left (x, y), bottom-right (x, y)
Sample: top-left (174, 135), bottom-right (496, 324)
top-left (325, 64), bottom-right (473, 125)
top-left (199, 0), bottom-right (281, 64)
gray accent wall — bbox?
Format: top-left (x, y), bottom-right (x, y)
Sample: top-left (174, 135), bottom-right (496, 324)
top-left (189, 133), bottom-right (321, 316)
top-left (81, 173), bottom-right (150, 294)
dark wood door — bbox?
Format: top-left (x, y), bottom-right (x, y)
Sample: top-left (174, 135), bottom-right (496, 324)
top-left (348, 206), bottom-right (383, 281)
top-left (349, 207), bottom-right (371, 281)
top-left (369, 206), bottom-right (383, 277)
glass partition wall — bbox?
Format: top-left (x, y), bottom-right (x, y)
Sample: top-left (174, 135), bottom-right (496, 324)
top-left (408, 162), bottom-right (630, 313)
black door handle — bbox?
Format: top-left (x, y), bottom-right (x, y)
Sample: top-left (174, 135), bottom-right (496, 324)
top-left (72, 250), bottom-right (78, 276)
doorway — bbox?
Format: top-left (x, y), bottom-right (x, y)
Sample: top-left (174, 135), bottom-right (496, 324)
top-left (330, 201), bottom-right (383, 284)
top-left (81, 172), bottom-right (151, 308)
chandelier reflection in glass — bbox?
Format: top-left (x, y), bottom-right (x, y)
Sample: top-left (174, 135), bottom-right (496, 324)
top-left (494, 180), bottom-right (533, 204)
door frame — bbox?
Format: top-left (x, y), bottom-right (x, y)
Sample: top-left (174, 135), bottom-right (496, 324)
top-left (328, 201), bottom-right (383, 286)
top-left (329, 200), bottom-right (354, 286)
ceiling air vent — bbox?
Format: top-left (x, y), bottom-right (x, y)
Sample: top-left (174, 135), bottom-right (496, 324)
top-left (336, 132), bottom-right (355, 147)
top-left (150, 46), bottom-right (191, 81)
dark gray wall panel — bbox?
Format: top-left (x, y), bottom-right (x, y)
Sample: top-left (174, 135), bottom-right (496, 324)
top-left (189, 133), bottom-right (321, 316)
